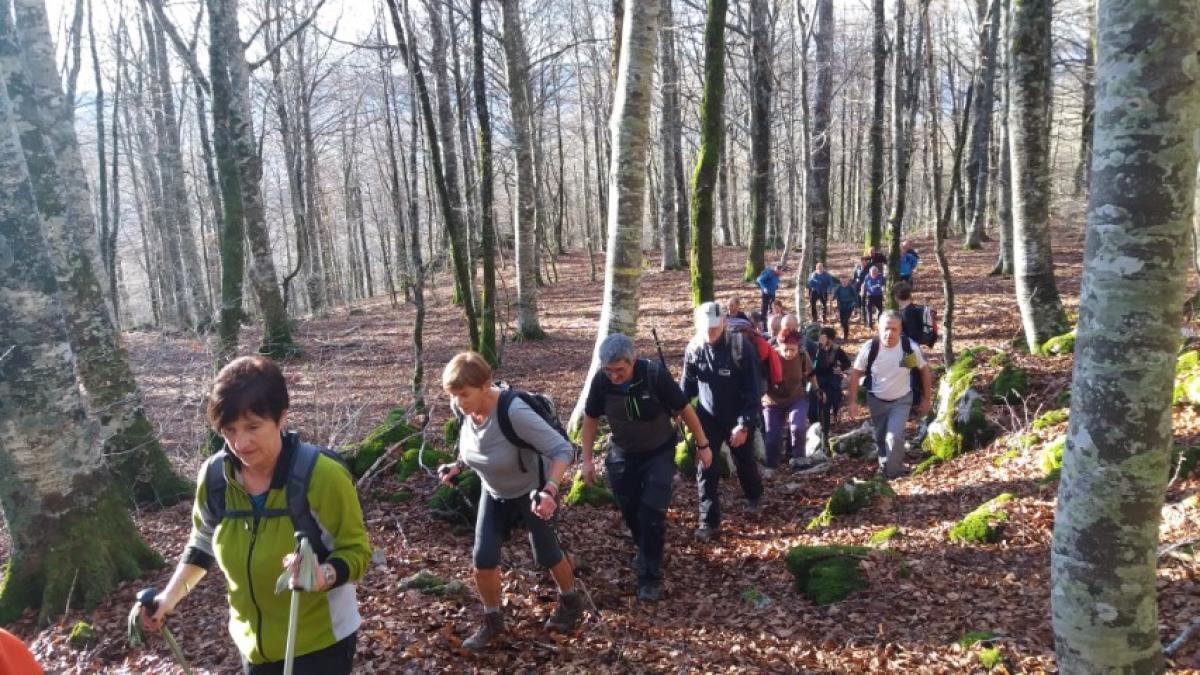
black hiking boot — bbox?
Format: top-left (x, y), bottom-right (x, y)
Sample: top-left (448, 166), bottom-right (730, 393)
top-left (545, 591), bottom-right (585, 632)
top-left (637, 581), bottom-right (664, 602)
top-left (463, 609), bottom-right (505, 651)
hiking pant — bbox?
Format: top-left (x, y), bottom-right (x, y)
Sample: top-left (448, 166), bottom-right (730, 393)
top-left (866, 295), bottom-right (884, 329)
top-left (605, 441), bottom-right (676, 584)
top-left (838, 306), bottom-right (854, 340)
top-left (242, 632), bottom-right (356, 675)
top-left (760, 292), bottom-right (775, 331)
top-left (808, 291), bottom-right (828, 323)
top-left (473, 490), bottom-right (564, 570)
top-left (697, 417), bottom-right (764, 528)
top-left (763, 399), bottom-right (808, 467)
top-left (868, 392), bottom-right (912, 477)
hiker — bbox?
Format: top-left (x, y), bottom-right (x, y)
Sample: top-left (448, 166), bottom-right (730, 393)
top-left (869, 246), bottom-right (888, 270)
top-left (899, 241), bottom-right (920, 284)
top-left (810, 327), bottom-right (853, 455)
top-left (862, 266), bottom-right (887, 330)
top-left (727, 296), bottom-right (750, 322)
top-left (832, 277), bottom-right (859, 341)
top-left (579, 334), bottom-right (712, 601)
top-left (682, 302), bottom-right (765, 541)
top-left (847, 312), bottom-right (933, 479)
top-left (437, 352), bottom-right (582, 650)
top-left (140, 355), bottom-right (370, 674)
top-left (806, 263), bottom-right (835, 323)
top-left (777, 313), bottom-right (818, 361)
top-left (767, 313), bottom-right (785, 342)
top-left (893, 281), bottom-right (939, 348)
top-left (765, 298), bottom-right (787, 334)
top-left (762, 338), bottom-right (818, 473)
top-left (756, 264), bottom-right (782, 331)
top-left (852, 256), bottom-right (871, 316)
top-left (0, 629), bottom-right (42, 675)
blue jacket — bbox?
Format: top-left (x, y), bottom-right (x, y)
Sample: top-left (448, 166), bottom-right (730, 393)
top-left (900, 249), bottom-right (920, 276)
top-left (833, 285), bottom-right (859, 309)
top-left (807, 271), bottom-right (834, 294)
top-left (681, 332), bottom-right (760, 430)
top-left (864, 273), bottom-right (886, 298)
top-left (756, 268), bottom-right (780, 295)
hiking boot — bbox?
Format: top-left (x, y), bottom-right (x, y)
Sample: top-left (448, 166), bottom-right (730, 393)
top-left (637, 581), bottom-right (664, 602)
top-left (545, 591), bottom-right (585, 632)
top-left (761, 467), bottom-right (777, 480)
top-left (630, 551), bottom-right (645, 574)
top-left (789, 457), bottom-right (812, 471)
top-left (695, 525), bottom-right (720, 542)
top-left (746, 498), bottom-right (763, 516)
top-left (463, 610), bottom-right (505, 651)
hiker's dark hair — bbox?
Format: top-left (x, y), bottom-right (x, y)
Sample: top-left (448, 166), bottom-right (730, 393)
top-left (443, 351), bottom-right (492, 391)
top-left (820, 326), bottom-right (838, 341)
top-left (892, 281), bottom-right (913, 302)
top-left (207, 355), bottom-right (289, 429)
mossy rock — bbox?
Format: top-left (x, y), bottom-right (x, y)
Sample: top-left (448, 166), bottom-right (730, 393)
top-left (428, 469), bottom-right (482, 524)
top-left (675, 427), bottom-right (732, 477)
top-left (987, 351), bottom-right (1011, 368)
top-left (1037, 330), bottom-right (1076, 356)
top-left (374, 488), bottom-right (414, 504)
top-left (1031, 408), bottom-right (1069, 431)
top-left (979, 646), bottom-right (1003, 670)
top-left (957, 630), bottom-right (997, 649)
top-left (443, 416), bottom-right (462, 449)
top-left (829, 424), bottom-right (876, 459)
top-left (68, 621), bottom-right (96, 649)
top-left (948, 493), bottom-right (1014, 544)
top-left (1170, 444), bottom-right (1200, 481)
top-left (920, 351), bottom-right (995, 469)
top-left (869, 526), bottom-right (901, 546)
top-left (784, 544), bottom-right (870, 605)
top-left (1040, 436), bottom-right (1066, 481)
top-left (563, 471), bottom-right (615, 506)
top-left (341, 408), bottom-right (420, 477)
top-left (397, 569), bottom-right (471, 598)
top-left (808, 476), bottom-right (896, 529)
top-left (1174, 351), bottom-right (1200, 405)
top-left (396, 447), bottom-right (453, 483)
top-left (990, 363), bottom-right (1029, 404)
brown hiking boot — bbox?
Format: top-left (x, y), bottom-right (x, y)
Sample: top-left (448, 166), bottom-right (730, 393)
top-left (545, 591), bottom-right (585, 632)
top-left (463, 610), bottom-right (505, 651)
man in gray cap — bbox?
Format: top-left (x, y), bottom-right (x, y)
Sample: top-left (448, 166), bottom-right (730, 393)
top-left (681, 301), bottom-right (764, 541)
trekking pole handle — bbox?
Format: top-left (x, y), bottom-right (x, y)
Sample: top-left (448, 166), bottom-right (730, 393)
top-left (136, 587), bottom-right (160, 614)
top-left (651, 328), bottom-right (669, 371)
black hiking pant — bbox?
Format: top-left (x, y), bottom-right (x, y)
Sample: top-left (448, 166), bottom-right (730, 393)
top-left (808, 291), bottom-right (828, 323)
top-left (242, 632), bottom-right (357, 675)
top-left (866, 295), bottom-right (884, 329)
top-left (696, 416), bottom-right (763, 529)
top-left (838, 306), bottom-right (854, 340)
top-left (605, 440), bottom-right (676, 584)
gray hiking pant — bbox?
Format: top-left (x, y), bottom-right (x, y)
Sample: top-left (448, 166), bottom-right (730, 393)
top-left (867, 392), bottom-right (912, 477)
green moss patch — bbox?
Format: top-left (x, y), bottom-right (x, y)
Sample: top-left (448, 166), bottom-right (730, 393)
top-left (1175, 351), bottom-right (1200, 405)
top-left (1170, 444), bottom-right (1200, 482)
top-left (740, 587), bottom-right (773, 609)
top-left (948, 494), bottom-right (1014, 544)
top-left (1031, 408), bottom-right (1068, 430)
top-left (68, 621), bottom-right (96, 649)
top-left (784, 545), bottom-right (870, 605)
top-left (563, 471), bottom-right (615, 506)
top-left (957, 630), bottom-right (997, 649)
top-left (920, 350), bottom-right (995, 471)
top-left (979, 646), bottom-right (1003, 670)
top-left (398, 569), bottom-right (469, 597)
top-left (869, 526), bottom-right (901, 546)
top-left (675, 427), bottom-right (731, 477)
top-left (428, 469), bottom-right (482, 524)
top-left (808, 477), bottom-right (896, 529)
top-left (341, 408), bottom-right (421, 477)
top-left (395, 447), bottom-right (453, 483)
top-left (829, 425), bottom-right (876, 458)
top-left (1037, 330), bottom-right (1076, 356)
top-left (990, 363), bottom-right (1029, 403)
top-left (1040, 436), bottom-right (1066, 482)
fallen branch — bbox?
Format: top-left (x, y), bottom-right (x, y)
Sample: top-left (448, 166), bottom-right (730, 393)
top-left (1158, 535), bottom-right (1200, 559)
top-left (1165, 616), bottom-right (1200, 656)
top-left (354, 429), bottom-right (426, 490)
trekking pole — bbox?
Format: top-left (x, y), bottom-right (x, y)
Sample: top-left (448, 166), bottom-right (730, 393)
top-left (130, 587), bottom-right (194, 675)
top-left (277, 534), bottom-right (318, 675)
top-left (530, 490), bottom-right (606, 626)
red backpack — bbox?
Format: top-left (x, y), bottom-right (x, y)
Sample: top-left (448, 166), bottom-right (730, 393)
top-left (726, 318), bottom-right (783, 395)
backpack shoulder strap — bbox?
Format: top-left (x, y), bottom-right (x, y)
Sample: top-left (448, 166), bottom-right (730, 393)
top-left (865, 337), bottom-right (881, 379)
top-left (202, 452), bottom-right (229, 530)
top-left (729, 331), bottom-right (744, 368)
top-left (287, 442), bottom-right (333, 561)
top-left (496, 389), bottom-right (544, 484)
top-left (901, 336), bottom-right (914, 356)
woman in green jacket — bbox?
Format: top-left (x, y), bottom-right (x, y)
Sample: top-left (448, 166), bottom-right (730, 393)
top-left (140, 355), bottom-right (371, 674)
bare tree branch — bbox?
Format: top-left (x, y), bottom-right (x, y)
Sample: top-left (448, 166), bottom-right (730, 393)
top-left (143, 0), bottom-right (210, 92)
top-left (246, 0), bottom-right (330, 72)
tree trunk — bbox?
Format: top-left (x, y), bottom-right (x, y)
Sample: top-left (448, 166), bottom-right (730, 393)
top-left (570, 0), bottom-right (660, 430)
top-left (657, 0), bottom-right (681, 270)
top-left (1009, 0), bottom-right (1067, 351)
top-left (1072, 0), bottom-right (1095, 198)
top-left (689, 0), bottom-right (728, 304)
top-left (964, 0), bottom-right (1000, 250)
top-left (499, 0), bottom-right (545, 339)
top-left (990, 0), bottom-right (1014, 277)
top-left (0, 58), bottom-right (159, 624)
top-left (808, 0), bottom-right (834, 266)
top-left (5, 0), bottom-right (187, 503)
top-left (1051, 3), bottom-right (1200, 670)
top-left (867, 0), bottom-right (886, 251)
top-left (743, 0), bottom-right (770, 282)
top-left (472, 0), bottom-right (498, 366)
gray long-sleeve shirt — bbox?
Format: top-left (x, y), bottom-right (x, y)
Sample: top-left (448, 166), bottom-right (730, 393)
top-left (459, 397), bottom-right (575, 500)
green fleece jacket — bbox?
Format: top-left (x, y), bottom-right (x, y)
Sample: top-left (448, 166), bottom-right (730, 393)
top-left (182, 434), bottom-right (371, 664)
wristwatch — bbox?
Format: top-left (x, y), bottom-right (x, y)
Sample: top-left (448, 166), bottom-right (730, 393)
top-left (696, 441), bottom-right (710, 449)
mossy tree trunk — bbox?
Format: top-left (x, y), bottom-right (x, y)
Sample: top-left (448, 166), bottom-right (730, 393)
top-left (866, 0), bottom-right (885, 251)
top-left (499, 0), bottom-right (545, 339)
top-left (569, 0), bottom-right (660, 431)
top-left (4, 0), bottom-right (187, 503)
top-left (1050, 3), bottom-right (1200, 670)
top-left (688, 0), bottom-right (727, 305)
top-left (0, 67), bottom-right (159, 624)
top-left (472, 0), bottom-right (498, 367)
top-left (743, 0), bottom-right (770, 283)
top-left (1009, 0), bottom-right (1067, 352)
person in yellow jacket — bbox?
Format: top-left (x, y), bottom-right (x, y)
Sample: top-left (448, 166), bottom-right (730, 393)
top-left (140, 355), bottom-right (370, 674)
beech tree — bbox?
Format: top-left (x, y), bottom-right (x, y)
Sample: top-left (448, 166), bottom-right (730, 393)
top-left (1051, 1), bottom-right (1200, 669)
top-left (688, 0), bottom-right (727, 304)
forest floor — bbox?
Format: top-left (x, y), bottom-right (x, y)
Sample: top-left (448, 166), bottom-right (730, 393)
top-left (7, 211), bottom-right (1200, 673)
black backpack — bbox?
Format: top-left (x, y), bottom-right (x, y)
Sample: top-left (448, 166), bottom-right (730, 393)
top-left (201, 433), bottom-right (348, 562)
top-left (864, 336), bottom-right (925, 409)
top-left (454, 383), bottom-right (575, 486)
top-left (902, 303), bottom-right (939, 348)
